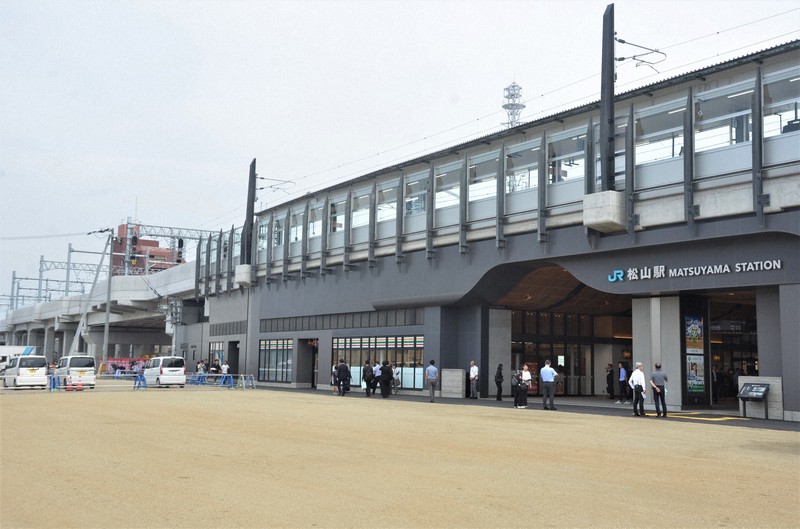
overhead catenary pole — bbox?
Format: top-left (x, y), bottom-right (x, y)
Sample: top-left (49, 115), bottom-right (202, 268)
top-left (241, 158), bottom-right (257, 266)
top-left (101, 233), bottom-right (113, 368)
top-left (69, 230), bottom-right (113, 356)
top-left (599, 3), bottom-right (616, 191)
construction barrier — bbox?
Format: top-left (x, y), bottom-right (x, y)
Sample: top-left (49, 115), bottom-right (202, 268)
top-left (237, 374), bottom-right (256, 390)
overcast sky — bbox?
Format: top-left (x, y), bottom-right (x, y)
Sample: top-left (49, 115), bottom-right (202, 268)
top-left (1, 0), bottom-right (798, 308)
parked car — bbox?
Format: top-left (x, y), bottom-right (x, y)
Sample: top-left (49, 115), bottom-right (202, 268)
top-left (54, 355), bottom-right (97, 389)
top-left (2, 355), bottom-right (48, 389)
top-left (143, 356), bottom-right (186, 387)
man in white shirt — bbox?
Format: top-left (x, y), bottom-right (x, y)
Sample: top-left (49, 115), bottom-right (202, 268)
top-left (628, 362), bottom-right (647, 416)
top-left (371, 361), bottom-right (381, 396)
top-left (469, 360), bottom-right (479, 399)
top-left (425, 360), bottom-right (439, 403)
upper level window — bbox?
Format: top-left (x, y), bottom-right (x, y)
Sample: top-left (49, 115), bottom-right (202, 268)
top-left (404, 171), bottom-right (428, 216)
top-left (635, 100), bottom-right (686, 164)
top-left (308, 202), bottom-right (323, 238)
top-left (257, 219), bottom-right (269, 250)
top-left (695, 80), bottom-right (754, 153)
top-left (435, 161), bottom-right (462, 210)
top-left (329, 194), bottom-right (347, 233)
top-left (548, 129), bottom-right (586, 184)
top-left (351, 188), bottom-right (371, 228)
top-left (468, 151), bottom-right (499, 201)
top-left (377, 179), bottom-right (400, 223)
top-left (289, 208), bottom-right (304, 242)
top-left (506, 141), bottom-right (539, 194)
top-left (272, 213), bottom-right (285, 247)
top-left (763, 67), bottom-right (800, 138)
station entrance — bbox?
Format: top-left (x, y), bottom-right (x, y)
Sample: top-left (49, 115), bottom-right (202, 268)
top-left (495, 265), bottom-right (759, 405)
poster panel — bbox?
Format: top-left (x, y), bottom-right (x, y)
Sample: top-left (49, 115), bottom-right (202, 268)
top-left (685, 316), bottom-right (705, 394)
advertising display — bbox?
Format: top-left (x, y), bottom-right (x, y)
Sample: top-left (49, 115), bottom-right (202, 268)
top-left (685, 316), bottom-right (705, 394)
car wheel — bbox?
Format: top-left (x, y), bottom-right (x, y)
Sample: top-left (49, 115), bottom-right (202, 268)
top-left (180, 385), bottom-right (185, 388)
top-left (156, 378), bottom-right (160, 387)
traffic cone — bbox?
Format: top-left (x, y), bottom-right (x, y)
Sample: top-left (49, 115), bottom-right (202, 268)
top-left (76, 381), bottom-right (83, 391)
top-left (66, 381), bottom-right (73, 391)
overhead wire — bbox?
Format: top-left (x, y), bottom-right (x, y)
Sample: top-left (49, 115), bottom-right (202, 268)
top-left (280, 7), bottom-right (800, 196)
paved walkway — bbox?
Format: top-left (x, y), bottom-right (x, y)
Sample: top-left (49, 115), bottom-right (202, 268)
top-left (266, 385), bottom-right (800, 431)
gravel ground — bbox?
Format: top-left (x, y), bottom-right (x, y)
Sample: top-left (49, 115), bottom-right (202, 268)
top-left (1, 384), bottom-right (798, 529)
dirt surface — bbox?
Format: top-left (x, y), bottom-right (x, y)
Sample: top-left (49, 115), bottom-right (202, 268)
top-left (1, 383), bottom-right (799, 529)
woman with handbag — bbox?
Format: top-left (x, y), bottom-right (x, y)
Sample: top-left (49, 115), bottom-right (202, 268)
top-left (494, 363), bottom-right (504, 401)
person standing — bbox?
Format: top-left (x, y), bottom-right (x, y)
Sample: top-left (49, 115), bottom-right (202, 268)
top-left (371, 361), bottom-right (381, 396)
top-left (469, 360), bottom-right (479, 399)
top-left (494, 363), bottom-right (504, 401)
top-left (650, 363), bottom-right (668, 418)
top-left (540, 359), bottom-right (558, 410)
top-left (606, 363), bottom-right (615, 400)
top-left (511, 366), bottom-right (522, 408)
top-left (425, 360), bottom-right (438, 403)
top-left (331, 364), bottom-right (339, 395)
top-left (336, 359), bottom-right (351, 397)
top-left (617, 362), bottom-right (629, 404)
top-left (518, 364), bottom-right (531, 409)
top-left (629, 362), bottom-right (647, 416)
top-left (379, 360), bottom-right (393, 398)
top-left (711, 365), bottom-right (721, 403)
top-left (362, 360), bottom-right (374, 397)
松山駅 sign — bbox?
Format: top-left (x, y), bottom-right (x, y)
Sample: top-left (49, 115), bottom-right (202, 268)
top-left (607, 259), bottom-right (783, 283)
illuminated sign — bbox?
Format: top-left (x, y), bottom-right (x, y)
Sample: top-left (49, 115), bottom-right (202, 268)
top-left (607, 259), bottom-right (782, 283)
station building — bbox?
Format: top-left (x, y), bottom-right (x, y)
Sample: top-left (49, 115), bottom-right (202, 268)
top-left (181, 41), bottom-right (800, 419)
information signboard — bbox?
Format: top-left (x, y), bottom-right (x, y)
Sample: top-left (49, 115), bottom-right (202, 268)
top-left (737, 383), bottom-right (769, 401)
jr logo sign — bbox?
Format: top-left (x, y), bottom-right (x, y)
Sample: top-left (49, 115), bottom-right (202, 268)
top-left (608, 270), bottom-right (624, 282)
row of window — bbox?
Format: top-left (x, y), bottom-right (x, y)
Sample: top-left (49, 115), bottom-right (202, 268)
top-left (511, 311), bottom-right (595, 337)
top-left (259, 308), bottom-right (424, 333)
top-left (210, 320), bottom-right (247, 337)
top-left (258, 339), bottom-right (293, 383)
top-left (252, 67), bottom-right (798, 249)
top-left (332, 335), bottom-right (426, 390)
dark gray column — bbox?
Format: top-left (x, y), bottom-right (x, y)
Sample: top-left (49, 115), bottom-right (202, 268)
top-left (752, 68), bottom-right (768, 227)
top-left (625, 105), bottom-right (636, 240)
top-left (459, 155), bottom-right (468, 254)
top-left (757, 285), bottom-right (800, 416)
top-left (496, 144), bottom-right (506, 249)
top-left (368, 182), bottom-right (377, 268)
top-left (395, 175), bottom-right (404, 263)
top-left (426, 165), bottom-right (435, 259)
top-left (320, 197), bottom-right (330, 273)
top-left (684, 88), bottom-right (697, 233)
top-left (537, 131), bottom-right (548, 244)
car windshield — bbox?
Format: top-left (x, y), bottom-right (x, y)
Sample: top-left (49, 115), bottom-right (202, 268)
top-left (70, 357), bottom-right (95, 368)
top-left (20, 357), bottom-right (47, 368)
top-left (163, 358), bottom-right (185, 368)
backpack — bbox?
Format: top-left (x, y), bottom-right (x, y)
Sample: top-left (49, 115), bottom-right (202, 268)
top-left (511, 373), bottom-right (520, 386)
top-left (363, 366), bottom-right (374, 380)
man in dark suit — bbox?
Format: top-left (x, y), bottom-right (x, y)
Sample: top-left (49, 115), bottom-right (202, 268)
top-left (606, 364), bottom-right (615, 399)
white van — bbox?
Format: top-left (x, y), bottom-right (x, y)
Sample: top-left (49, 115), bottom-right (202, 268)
top-left (54, 355), bottom-right (97, 389)
top-left (2, 355), bottom-right (48, 389)
top-left (144, 356), bottom-right (186, 387)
